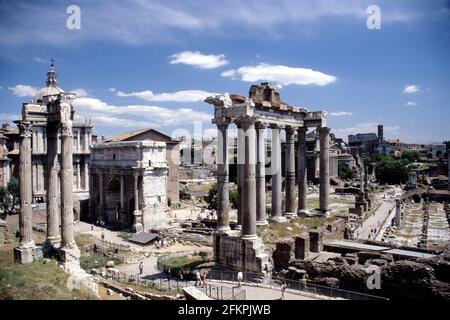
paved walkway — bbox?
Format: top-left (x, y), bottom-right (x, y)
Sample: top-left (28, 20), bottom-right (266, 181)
top-left (355, 186), bottom-right (401, 240)
top-left (213, 282), bottom-right (319, 300)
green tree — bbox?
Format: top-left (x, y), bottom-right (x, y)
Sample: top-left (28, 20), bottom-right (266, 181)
top-left (0, 178), bottom-right (19, 214)
top-left (338, 164), bottom-right (354, 180)
top-left (229, 189), bottom-right (239, 208)
top-left (375, 156), bottom-right (411, 184)
top-left (206, 184), bottom-right (239, 210)
top-left (401, 151), bottom-right (420, 162)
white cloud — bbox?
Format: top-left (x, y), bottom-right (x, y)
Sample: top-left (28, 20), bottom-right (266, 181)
top-left (403, 84), bottom-right (420, 94)
top-left (0, 86), bottom-right (3, 90)
top-left (117, 89), bottom-right (219, 102)
top-left (73, 97), bottom-right (212, 129)
top-left (405, 101), bottom-right (418, 107)
top-left (330, 111), bottom-right (354, 117)
top-left (71, 88), bottom-right (89, 98)
top-left (33, 56), bottom-right (47, 64)
top-left (169, 51), bottom-right (229, 69)
top-left (8, 84), bottom-right (38, 97)
top-left (0, 113), bottom-right (20, 123)
top-left (221, 63), bottom-right (336, 87)
top-left (335, 122), bottom-right (400, 139)
top-left (108, 88), bottom-right (116, 92)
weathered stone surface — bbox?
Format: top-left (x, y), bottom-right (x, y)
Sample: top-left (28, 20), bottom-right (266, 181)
top-left (105, 260), bottom-right (115, 268)
top-left (272, 240), bottom-right (294, 270)
top-left (294, 236), bottom-right (309, 260)
top-left (357, 251), bottom-right (393, 265)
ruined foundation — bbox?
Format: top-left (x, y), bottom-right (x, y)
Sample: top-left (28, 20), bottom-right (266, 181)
top-left (213, 233), bottom-right (270, 273)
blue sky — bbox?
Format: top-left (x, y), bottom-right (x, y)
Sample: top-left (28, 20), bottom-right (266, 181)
top-left (0, 0), bottom-right (449, 143)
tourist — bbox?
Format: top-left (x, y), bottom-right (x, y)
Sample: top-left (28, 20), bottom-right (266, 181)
top-left (237, 271), bottom-right (243, 287)
top-left (201, 271), bottom-right (207, 288)
top-left (139, 261), bottom-right (144, 275)
top-left (195, 270), bottom-right (201, 287)
top-left (91, 225), bottom-right (94, 231)
top-left (281, 282), bottom-right (287, 300)
top-left (101, 232), bottom-right (105, 242)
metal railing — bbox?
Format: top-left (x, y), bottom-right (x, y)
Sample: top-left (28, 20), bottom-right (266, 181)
top-left (207, 270), bottom-right (388, 301)
top-left (198, 283), bottom-right (246, 300)
top-left (100, 269), bottom-right (193, 293)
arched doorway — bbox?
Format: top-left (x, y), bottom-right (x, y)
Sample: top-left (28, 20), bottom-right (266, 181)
top-left (105, 177), bottom-right (121, 224)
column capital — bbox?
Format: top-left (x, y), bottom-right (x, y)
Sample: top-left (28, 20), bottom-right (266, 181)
top-left (255, 122), bottom-right (268, 129)
top-left (216, 118), bottom-right (231, 127)
top-left (236, 116), bottom-right (256, 128)
top-left (17, 121), bottom-right (33, 138)
top-left (318, 126), bottom-right (331, 134)
top-left (297, 126), bottom-right (308, 134)
top-left (285, 126), bottom-right (295, 135)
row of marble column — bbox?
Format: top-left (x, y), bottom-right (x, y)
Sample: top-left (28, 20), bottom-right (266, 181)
top-left (94, 170), bottom-right (143, 232)
top-left (17, 120), bottom-right (77, 252)
top-left (216, 120), bottom-right (330, 240)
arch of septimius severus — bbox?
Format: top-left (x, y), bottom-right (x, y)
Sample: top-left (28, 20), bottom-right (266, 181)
top-left (14, 63), bottom-right (79, 265)
top-left (205, 82), bottom-right (330, 273)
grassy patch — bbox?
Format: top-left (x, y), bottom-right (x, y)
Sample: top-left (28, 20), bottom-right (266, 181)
top-left (163, 256), bottom-right (204, 269)
top-left (80, 252), bottom-right (122, 270)
top-left (0, 248), bottom-right (97, 300)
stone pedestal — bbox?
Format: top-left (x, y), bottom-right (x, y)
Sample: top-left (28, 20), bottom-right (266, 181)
top-left (213, 233), bottom-right (271, 273)
top-left (14, 247), bottom-right (35, 264)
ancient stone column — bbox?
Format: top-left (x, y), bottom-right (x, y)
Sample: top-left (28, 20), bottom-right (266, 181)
top-left (59, 121), bottom-right (77, 251)
top-left (14, 121), bottom-right (35, 263)
top-left (46, 122), bottom-right (60, 247)
top-left (297, 127), bottom-right (308, 215)
top-left (216, 122), bottom-right (230, 233)
top-left (256, 123), bottom-right (268, 225)
top-left (132, 170), bottom-right (143, 233)
top-left (236, 123), bottom-right (244, 230)
top-left (271, 126), bottom-right (283, 221)
top-left (84, 162), bottom-right (89, 191)
top-left (241, 119), bottom-right (257, 240)
top-left (319, 127), bottom-right (330, 215)
top-left (98, 172), bottom-right (104, 218)
top-left (120, 174), bottom-right (125, 213)
top-left (285, 126), bottom-right (296, 217)
top-left (77, 162), bottom-right (81, 191)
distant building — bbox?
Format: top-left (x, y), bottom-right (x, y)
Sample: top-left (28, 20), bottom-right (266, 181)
top-left (104, 128), bottom-right (181, 203)
top-left (0, 132), bottom-right (10, 187)
top-left (0, 64), bottom-right (94, 201)
top-left (431, 144), bottom-right (446, 158)
top-left (376, 141), bottom-right (395, 155)
top-left (348, 132), bottom-right (378, 155)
